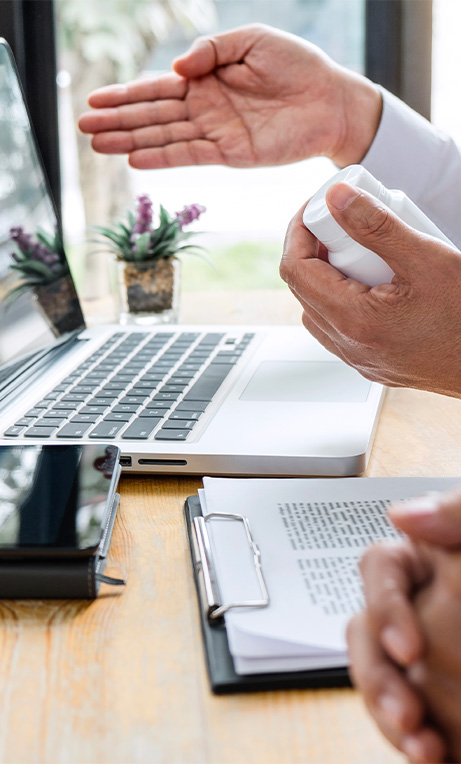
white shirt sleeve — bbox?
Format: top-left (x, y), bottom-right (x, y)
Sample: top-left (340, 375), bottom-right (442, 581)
top-left (362, 88), bottom-right (461, 249)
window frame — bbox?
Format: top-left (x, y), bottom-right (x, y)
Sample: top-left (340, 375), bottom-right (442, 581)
top-left (365, 0), bottom-right (433, 120)
top-left (2, 0), bottom-right (61, 216)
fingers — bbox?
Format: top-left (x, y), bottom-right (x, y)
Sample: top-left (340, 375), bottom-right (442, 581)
top-left (347, 612), bottom-right (446, 763)
top-left (80, 98), bottom-right (187, 139)
top-left (326, 182), bottom-right (454, 275)
top-left (173, 25), bottom-right (261, 78)
top-left (89, 120), bottom-right (201, 155)
top-left (359, 543), bottom-right (430, 666)
top-left (83, 72), bottom-right (187, 110)
top-left (127, 139), bottom-right (223, 170)
top-left (280, 205), bottom-right (370, 316)
top-left (389, 485), bottom-right (461, 547)
top-left (300, 309), bottom-right (348, 362)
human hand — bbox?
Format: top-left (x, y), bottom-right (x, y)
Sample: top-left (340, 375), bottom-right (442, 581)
top-left (347, 487), bottom-right (461, 763)
top-left (280, 182), bottom-right (461, 397)
top-left (78, 23), bottom-right (382, 170)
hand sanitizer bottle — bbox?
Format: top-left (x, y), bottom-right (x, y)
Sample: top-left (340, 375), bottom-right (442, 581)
top-left (302, 165), bottom-right (454, 286)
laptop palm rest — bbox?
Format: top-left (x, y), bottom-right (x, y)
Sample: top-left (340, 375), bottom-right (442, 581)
top-left (239, 361), bottom-right (371, 403)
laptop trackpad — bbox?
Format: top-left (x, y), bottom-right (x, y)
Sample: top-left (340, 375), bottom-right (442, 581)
top-left (240, 361), bottom-right (371, 402)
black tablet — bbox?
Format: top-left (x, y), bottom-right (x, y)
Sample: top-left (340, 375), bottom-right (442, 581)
top-left (0, 444), bottom-right (120, 557)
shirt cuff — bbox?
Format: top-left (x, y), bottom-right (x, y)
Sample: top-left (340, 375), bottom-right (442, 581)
top-left (362, 87), bottom-right (461, 247)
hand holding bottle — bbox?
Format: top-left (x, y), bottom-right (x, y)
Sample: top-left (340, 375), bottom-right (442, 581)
top-left (302, 166), bottom-right (453, 286)
top-left (280, 182), bottom-right (461, 397)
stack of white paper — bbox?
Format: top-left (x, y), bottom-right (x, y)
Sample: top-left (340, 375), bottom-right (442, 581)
top-left (199, 476), bottom-right (460, 675)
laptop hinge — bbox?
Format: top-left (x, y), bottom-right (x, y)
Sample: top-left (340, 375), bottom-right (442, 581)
top-left (0, 333), bottom-right (87, 413)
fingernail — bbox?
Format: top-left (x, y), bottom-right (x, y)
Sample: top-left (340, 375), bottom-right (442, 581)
top-left (382, 626), bottom-right (413, 664)
top-left (327, 182), bottom-right (359, 210)
top-left (391, 491), bottom-right (442, 516)
top-left (379, 693), bottom-right (404, 727)
top-left (402, 734), bottom-right (425, 762)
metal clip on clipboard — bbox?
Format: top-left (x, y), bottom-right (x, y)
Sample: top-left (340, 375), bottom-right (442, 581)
top-left (192, 512), bottom-right (270, 621)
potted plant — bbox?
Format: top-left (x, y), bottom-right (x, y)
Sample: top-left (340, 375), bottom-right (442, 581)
top-left (94, 194), bottom-right (206, 324)
top-left (8, 225), bottom-right (84, 336)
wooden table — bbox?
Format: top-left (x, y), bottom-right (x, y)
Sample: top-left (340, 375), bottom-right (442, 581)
top-left (2, 289), bottom-right (461, 764)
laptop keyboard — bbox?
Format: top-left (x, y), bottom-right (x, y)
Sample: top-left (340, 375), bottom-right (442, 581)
top-left (4, 330), bottom-right (254, 442)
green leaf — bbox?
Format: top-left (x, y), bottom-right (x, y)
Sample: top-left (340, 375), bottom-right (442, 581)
top-left (132, 231), bottom-right (151, 261)
top-left (10, 261), bottom-right (55, 279)
top-left (35, 226), bottom-right (56, 250)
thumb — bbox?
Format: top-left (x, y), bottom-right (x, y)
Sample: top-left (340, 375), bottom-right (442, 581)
top-left (325, 182), bottom-right (443, 276)
top-left (173, 27), bottom-right (255, 78)
top-left (388, 486), bottom-right (461, 547)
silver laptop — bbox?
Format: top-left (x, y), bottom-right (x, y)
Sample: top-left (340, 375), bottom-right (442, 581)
top-left (0, 39), bottom-right (384, 477)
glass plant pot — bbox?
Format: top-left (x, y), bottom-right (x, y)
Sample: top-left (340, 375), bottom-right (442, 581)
top-left (117, 256), bottom-right (181, 325)
top-left (33, 274), bottom-right (85, 336)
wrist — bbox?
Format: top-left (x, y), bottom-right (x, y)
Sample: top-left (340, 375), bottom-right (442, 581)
top-left (330, 70), bottom-right (383, 167)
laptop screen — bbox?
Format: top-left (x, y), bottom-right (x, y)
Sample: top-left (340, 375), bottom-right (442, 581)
top-left (0, 40), bottom-right (85, 393)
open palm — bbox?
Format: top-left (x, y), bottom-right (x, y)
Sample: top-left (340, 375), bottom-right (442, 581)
top-left (79, 25), bottom-right (378, 170)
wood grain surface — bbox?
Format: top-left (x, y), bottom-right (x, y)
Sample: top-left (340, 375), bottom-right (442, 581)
top-left (1, 290), bottom-right (460, 763)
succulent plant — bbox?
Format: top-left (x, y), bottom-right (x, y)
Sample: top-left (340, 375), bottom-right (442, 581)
top-left (7, 225), bottom-right (69, 303)
top-left (93, 194), bottom-right (206, 263)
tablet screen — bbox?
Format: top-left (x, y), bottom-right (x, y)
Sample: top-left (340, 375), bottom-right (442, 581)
top-left (0, 444), bottom-right (119, 556)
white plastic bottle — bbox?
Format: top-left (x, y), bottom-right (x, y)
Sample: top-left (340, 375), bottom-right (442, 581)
top-left (302, 165), bottom-right (454, 286)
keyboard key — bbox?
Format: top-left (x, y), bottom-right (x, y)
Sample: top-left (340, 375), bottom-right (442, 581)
top-left (167, 411), bottom-right (201, 421)
top-left (112, 404), bottom-right (140, 413)
top-left (71, 385), bottom-right (98, 394)
top-left (46, 408), bottom-right (75, 418)
top-left (70, 414), bottom-right (100, 423)
top-left (104, 411), bottom-right (133, 422)
top-left (129, 380), bottom-right (158, 389)
top-left (4, 425), bottom-right (26, 436)
top-left (91, 390), bottom-right (119, 399)
top-left (83, 371), bottom-right (107, 380)
top-left (198, 333), bottom-right (223, 344)
top-left (60, 393), bottom-right (91, 402)
top-left (79, 405), bottom-right (108, 415)
top-left (53, 400), bottom-right (80, 410)
top-left (24, 426), bottom-right (56, 438)
top-left (155, 428), bottom-right (189, 441)
top-left (145, 400), bottom-right (171, 409)
top-left (183, 364), bottom-right (234, 402)
top-left (89, 421), bottom-right (125, 439)
top-left (162, 419), bottom-right (196, 430)
top-left (160, 384), bottom-right (188, 393)
top-left (177, 363), bottom-right (202, 372)
top-left (122, 418), bottom-right (162, 439)
top-left (26, 407), bottom-right (45, 418)
top-left (138, 408), bottom-right (167, 418)
top-left (175, 400), bottom-right (209, 412)
top-left (118, 395), bottom-right (149, 405)
top-left (100, 381), bottom-right (127, 391)
top-left (213, 353), bottom-right (240, 364)
top-left (56, 423), bottom-right (90, 438)
top-left (14, 417), bottom-right (36, 426)
top-left (152, 392), bottom-right (181, 402)
top-left (109, 373), bottom-right (134, 381)
top-left (35, 418), bottom-right (67, 428)
top-left (89, 398), bottom-right (114, 407)
top-left (128, 386), bottom-right (156, 397)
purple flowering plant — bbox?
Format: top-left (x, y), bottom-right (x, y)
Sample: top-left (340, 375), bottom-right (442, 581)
top-left (7, 225), bottom-right (68, 301)
top-left (94, 194), bottom-right (207, 263)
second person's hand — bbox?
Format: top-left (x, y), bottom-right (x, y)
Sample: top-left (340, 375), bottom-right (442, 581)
top-left (78, 23), bottom-right (382, 170)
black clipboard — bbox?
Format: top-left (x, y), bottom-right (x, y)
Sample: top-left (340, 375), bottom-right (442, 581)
top-left (184, 496), bottom-right (351, 695)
